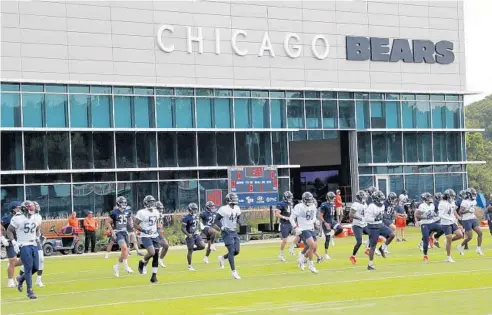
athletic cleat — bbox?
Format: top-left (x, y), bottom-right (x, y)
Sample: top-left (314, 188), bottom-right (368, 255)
top-left (159, 259), bottom-right (166, 268)
top-left (113, 265), bottom-right (120, 277)
top-left (423, 255), bottom-right (429, 262)
top-left (434, 241), bottom-right (440, 248)
top-left (402, 238), bottom-right (407, 242)
top-left (476, 248), bottom-right (484, 256)
top-left (125, 267), bottom-right (134, 274)
top-left (150, 275), bottom-right (158, 283)
top-left (375, 249), bottom-right (381, 256)
top-left (323, 254), bottom-right (331, 260)
top-left (232, 270), bottom-right (241, 280)
top-left (350, 255), bottom-right (357, 265)
top-left (418, 242), bottom-right (423, 252)
top-left (278, 254), bottom-right (286, 262)
top-left (446, 257), bottom-right (455, 263)
top-left (457, 245), bottom-right (465, 256)
top-left (7, 279), bottom-right (16, 288)
top-left (297, 257), bottom-right (305, 271)
top-left (316, 256), bottom-right (323, 264)
top-left (218, 256), bottom-right (225, 269)
top-left (35, 278), bottom-right (45, 288)
top-left (211, 244), bottom-right (217, 251)
top-left (367, 264), bottom-right (376, 270)
top-left (188, 265), bottom-right (195, 271)
top-left (464, 244), bottom-right (469, 250)
top-left (364, 249), bottom-right (370, 256)
top-left (309, 265), bottom-right (319, 274)
top-left (396, 238), bottom-right (401, 242)
top-left (384, 249), bottom-right (390, 254)
top-left (378, 247), bottom-right (386, 258)
top-left (203, 256), bottom-right (209, 264)
top-left (138, 260), bottom-right (145, 274)
top-left (16, 276), bottom-right (23, 292)
top-left (27, 288), bottom-right (37, 299)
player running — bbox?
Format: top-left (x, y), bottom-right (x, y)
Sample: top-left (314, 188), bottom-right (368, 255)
top-left (275, 191), bottom-right (296, 261)
top-left (365, 191), bottom-right (394, 270)
top-left (7, 201), bottom-right (40, 299)
top-left (107, 196), bottom-right (134, 277)
top-left (19, 201), bottom-right (44, 287)
top-left (199, 201), bottom-right (219, 264)
top-left (1, 201), bottom-right (22, 288)
top-left (135, 195), bottom-right (161, 283)
top-left (182, 203), bottom-right (205, 271)
top-left (319, 192), bottom-right (344, 260)
top-left (215, 193), bottom-right (243, 280)
top-left (438, 189), bottom-right (463, 262)
top-left (156, 201), bottom-right (170, 268)
top-left (457, 188), bottom-right (483, 256)
top-left (486, 195), bottom-right (492, 236)
top-left (415, 192), bottom-right (443, 262)
top-left (382, 192), bottom-right (398, 254)
top-left (290, 192), bottom-right (319, 274)
top-left (349, 190), bottom-right (368, 264)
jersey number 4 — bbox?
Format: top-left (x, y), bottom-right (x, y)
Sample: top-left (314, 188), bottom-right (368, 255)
top-left (229, 213), bottom-right (238, 222)
top-left (23, 222), bottom-right (36, 234)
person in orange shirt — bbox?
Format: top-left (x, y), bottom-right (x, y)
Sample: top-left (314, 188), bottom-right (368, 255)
top-left (83, 211), bottom-right (99, 253)
top-left (335, 190), bottom-right (344, 223)
top-left (68, 211), bottom-right (79, 229)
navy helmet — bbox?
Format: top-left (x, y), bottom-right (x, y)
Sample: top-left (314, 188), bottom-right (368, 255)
top-left (355, 190), bottom-right (366, 203)
top-left (225, 193), bottom-right (239, 206)
top-left (283, 191), bottom-right (294, 204)
top-left (116, 196), bottom-right (128, 208)
top-left (188, 202), bottom-right (199, 214)
top-left (143, 195), bottom-right (156, 209)
top-left (326, 191), bottom-right (336, 202)
top-left (302, 192), bottom-right (315, 206)
top-left (205, 201), bottom-right (216, 212)
top-left (371, 191), bottom-right (385, 206)
top-left (388, 192), bottom-right (398, 205)
top-left (443, 189), bottom-right (456, 201)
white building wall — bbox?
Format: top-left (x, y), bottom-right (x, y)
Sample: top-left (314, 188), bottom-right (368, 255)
top-left (1, 0), bottom-right (466, 92)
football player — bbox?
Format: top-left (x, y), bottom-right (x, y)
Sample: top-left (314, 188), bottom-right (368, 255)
top-left (438, 189), bottom-right (463, 262)
top-left (275, 191), bottom-right (296, 262)
top-left (319, 192), bottom-right (344, 260)
top-left (396, 189), bottom-right (409, 241)
top-left (382, 192), bottom-right (398, 254)
top-left (19, 201), bottom-right (44, 287)
top-left (349, 190), bottom-right (369, 265)
top-left (199, 201), bottom-right (218, 264)
top-left (214, 193), bottom-right (243, 280)
top-left (486, 194), bottom-right (492, 236)
top-left (7, 201), bottom-right (40, 299)
top-left (415, 192), bottom-right (443, 262)
top-left (365, 191), bottom-right (394, 270)
top-left (431, 192), bottom-right (445, 249)
top-left (1, 201), bottom-right (22, 288)
top-left (290, 192), bottom-right (318, 274)
top-left (182, 203), bottom-right (205, 271)
top-left (106, 196), bottom-right (134, 277)
top-left (135, 195), bottom-right (161, 283)
top-left (156, 201), bottom-right (170, 268)
top-left (457, 188), bottom-right (483, 256)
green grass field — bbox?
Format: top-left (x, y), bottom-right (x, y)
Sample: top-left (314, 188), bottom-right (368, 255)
top-left (1, 227), bottom-right (491, 315)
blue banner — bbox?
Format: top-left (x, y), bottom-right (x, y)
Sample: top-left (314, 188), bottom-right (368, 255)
top-left (236, 192), bottom-right (279, 208)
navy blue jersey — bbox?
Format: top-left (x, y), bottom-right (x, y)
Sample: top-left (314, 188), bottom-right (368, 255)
top-left (383, 201), bottom-right (395, 221)
top-left (110, 208), bottom-right (131, 232)
top-left (455, 199), bottom-right (462, 209)
top-left (486, 203), bottom-right (492, 220)
top-left (1, 214), bottom-right (12, 230)
top-left (276, 201), bottom-right (292, 223)
top-left (366, 198), bottom-right (373, 205)
top-left (433, 201), bottom-right (440, 213)
top-left (320, 202), bottom-right (336, 223)
top-left (182, 214), bottom-right (199, 234)
top-left (200, 210), bottom-right (216, 227)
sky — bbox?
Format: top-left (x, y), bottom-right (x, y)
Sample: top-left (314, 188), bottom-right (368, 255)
top-left (464, 0), bottom-right (492, 105)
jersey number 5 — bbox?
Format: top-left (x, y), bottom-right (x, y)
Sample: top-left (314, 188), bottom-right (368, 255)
top-left (23, 222), bottom-right (36, 234)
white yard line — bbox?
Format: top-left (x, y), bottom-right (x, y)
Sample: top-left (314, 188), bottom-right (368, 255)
top-left (5, 269), bottom-right (492, 315)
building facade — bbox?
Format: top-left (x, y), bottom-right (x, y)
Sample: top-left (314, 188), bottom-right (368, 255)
top-left (0, 0), bottom-right (477, 216)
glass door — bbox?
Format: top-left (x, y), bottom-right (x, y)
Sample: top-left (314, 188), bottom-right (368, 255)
top-left (375, 175), bottom-right (390, 197)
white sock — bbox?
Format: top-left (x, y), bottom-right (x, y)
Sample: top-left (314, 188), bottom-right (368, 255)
top-left (279, 249), bottom-right (284, 255)
top-left (152, 267), bottom-right (158, 274)
top-left (37, 275), bottom-right (42, 281)
top-left (20, 266), bottom-right (24, 272)
top-left (308, 260), bottom-right (313, 266)
top-left (369, 260), bottom-right (374, 266)
top-left (123, 259), bottom-right (129, 269)
top-left (447, 256), bottom-right (451, 259)
top-left (116, 260), bottom-right (121, 268)
top-left (477, 246), bottom-right (481, 250)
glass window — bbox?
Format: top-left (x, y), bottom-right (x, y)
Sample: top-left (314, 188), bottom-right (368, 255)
top-left (156, 97), bottom-right (173, 128)
top-left (159, 181), bottom-right (178, 212)
top-left (305, 100), bottom-right (321, 129)
top-left (21, 84), bottom-right (43, 92)
top-left (234, 98), bottom-right (250, 128)
top-left (370, 101), bottom-right (386, 128)
top-left (216, 89), bottom-right (232, 97)
top-left (433, 133), bottom-right (446, 162)
top-left (270, 91), bottom-right (285, 98)
top-left (359, 176), bottom-right (374, 190)
top-left (272, 132), bottom-right (288, 165)
top-left (134, 96), bottom-right (154, 128)
top-left (322, 99), bottom-right (337, 128)
top-left (404, 174), bottom-right (434, 200)
top-left (26, 184), bottom-right (72, 217)
top-left (24, 132), bottom-right (45, 170)
top-left (435, 174), bottom-right (452, 193)
top-left (236, 132), bottom-right (271, 165)
top-left (45, 94), bottom-right (68, 127)
top-left (291, 130), bottom-right (307, 141)
top-left (114, 87), bottom-right (133, 94)
top-left (163, 180), bottom-right (198, 212)
top-left (252, 99), bottom-right (269, 128)
top-left (197, 133), bottom-right (217, 166)
top-left (447, 132), bottom-right (461, 161)
top-left (252, 90), bottom-right (268, 98)
top-left (71, 132), bottom-right (93, 169)
top-left (216, 133), bottom-right (234, 166)
top-left (321, 91), bottom-right (336, 99)
top-left (196, 89), bottom-right (213, 96)
top-left (357, 133), bottom-right (371, 163)
top-left (402, 100), bottom-right (415, 128)
top-left (449, 173), bottom-right (464, 194)
top-left (46, 132), bottom-right (70, 169)
top-left (305, 91), bottom-right (320, 98)
top-left (114, 96), bottom-right (132, 128)
top-left (176, 88), bottom-right (193, 96)
top-left (158, 132), bottom-right (177, 167)
top-left (1, 175), bottom-right (23, 185)
top-left (372, 133), bottom-right (387, 163)
top-left (118, 171), bottom-right (157, 182)
top-left (25, 173), bottom-right (71, 184)
top-left (177, 133), bottom-right (196, 166)
top-left (1, 186), bottom-right (24, 213)
top-left (198, 179), bottom-right (228, 209)
top-left (430, 94), bottom-right (445, 101)
top-left (73, 183), bottom-right (115, 215)
top-left (270, 99), bottom-right (286, 128)
top-left (356, 100), bottom-right (370, 129)
top-left (196, 98), bottom-right (213, 128)
top-left (389, 175), bottom-right (404, 193)
top-left (134, 87), bottom-right (154, 95)
top-left (156, 88), bottom-right (173, 96)
top-left (404, 133), bottom-right (418, 162)
top-left (418, 133), bottom-right (432, 162)
top-left (339, 100), bottom-right (355, 128)
top-left (416, 101), bottom-right (430, 128)
top-left (175, 98), bottom-right (194, 128)
top-left (136, 132), bottom-right (157, 167)
top-left (91, 95), bottom-right (112, 128)
top-left (355, 92), bottom-right (369, 100)
top-left (386, 94), bottom-right (399, 100)
top-left (116, 132), bottom-right (136, 168)
top-left (445, 102), bottom-right (460, 128)
top-left (416, 94), bottom-right (430, 101)
top-left (91, 86), bottom-right (111, 94)
top-left (286, 91), bottom-right (303, 98)
top-left (69, 85), bottom-right (89, 93)
top-left (359, 167), bottom-right (372, 174)
top-left (287, 99), bottom-right (304, 128)
top-left (432, 102), bottom-right (444, 128)
top-left (45, 84), bottom-right (66, 93)
top-left (1, 132), bottom-right (23, 170)
top-left (70, 94), bottom-right (90, 128)
top-left (1, 83), bottom-right (20, 91)
top-left (338, 92), bottom-right (354, 99)
top-left (23, 93), bottom-right (43, 127)
top-left (117, 182), bottom-right (158, 210)
top-left (93, 132), bottom-right (114, 168)
top-left (1, 93), bottom-right (21, 127)
top-left (214, 98), bottom-right (232, 128)
top-left (385, 101), bottom-right (401, 128)
top-left (308, 130), bottom-right (323, 140)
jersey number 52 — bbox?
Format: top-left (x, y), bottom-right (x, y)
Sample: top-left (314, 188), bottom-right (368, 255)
top-left (23, 222), bottom-right (36, 234)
